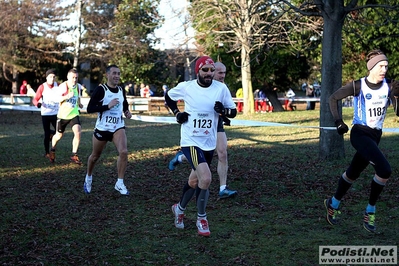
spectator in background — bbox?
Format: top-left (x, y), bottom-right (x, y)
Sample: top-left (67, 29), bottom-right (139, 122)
top-left (313, 81), bottom-right (321, 97)
top-left (140, 83), bottom-right (150, 97)
top-left (144, 85), bottom-right (153, 98)
top-left (133, 84), bottom-right (139, 96)
top-left (235, 87), bottom-right (243, 112)
top-left (301, 82), bottom-right (307, 92)
top-left (130, 84), bottom-right (135, 96)
top-left (139, 83), bottom-right (145, 97)
top-left (254, 89), bottom-right (268, 113)
top-left (259, 89), bottom-right (271, 112)
top-left (124, 83), bottom-right (135, 96)
top-left (26, 84), bottom-right (36, 97)
top-left (32, 69), bottom-right (59, 160)
top-left (254, 89), bottom-right (261, 112)
top-left (343, 95), bottom-right (354, 107)
top-left (125, 83), bottom-right (131, 95)
top-left (306, 84), bottom-right (316, 110)
top-left (148, 85), bottom-right (155, 97)
top-left (20, 80), bottom-right (28, 95)
top-left (285, 88), bottom-right (296, 111)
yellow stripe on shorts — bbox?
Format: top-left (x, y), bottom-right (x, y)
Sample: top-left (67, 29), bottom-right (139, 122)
top-left (190, 146), bottom-right (199, 168)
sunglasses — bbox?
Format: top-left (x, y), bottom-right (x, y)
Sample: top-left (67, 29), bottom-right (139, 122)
top-left (201, 67), bottom-right (215, 73)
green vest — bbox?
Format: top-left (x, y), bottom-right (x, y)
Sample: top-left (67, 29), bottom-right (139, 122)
top-left (58, 83), bottom-right (80, 120)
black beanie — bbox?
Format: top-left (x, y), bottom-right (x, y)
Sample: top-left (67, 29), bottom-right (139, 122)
top-left (45, 69), bottom-right (56, 77)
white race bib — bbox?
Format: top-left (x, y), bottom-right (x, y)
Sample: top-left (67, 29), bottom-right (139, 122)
top-left (65, 95), bottom-right (78, 109)
top-left (188, 112), bottom-right (214, 137)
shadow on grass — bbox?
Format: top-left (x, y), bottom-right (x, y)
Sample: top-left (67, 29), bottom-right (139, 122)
top-left (0, 111), bottom-right (398, 265)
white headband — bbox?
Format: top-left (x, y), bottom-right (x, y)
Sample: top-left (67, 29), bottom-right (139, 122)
top-left (367, 54), bottom-right (388, 70)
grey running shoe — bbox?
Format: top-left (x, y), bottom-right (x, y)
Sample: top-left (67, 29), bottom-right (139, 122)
top-left (172, 203), bottom-right (184, 229)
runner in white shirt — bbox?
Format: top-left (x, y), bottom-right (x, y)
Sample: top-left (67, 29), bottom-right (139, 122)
top-left (32, 69), bottom-right (59, 160)
top-left (168, 62), bottom-right (238, 199)
top-left (165, 56), bottom-right (237, 237)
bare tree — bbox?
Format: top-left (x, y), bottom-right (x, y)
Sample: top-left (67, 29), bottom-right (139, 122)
top-left (0, 0), bottom-right (70, 93)
top-left (155, 0), bottom-right (198, 81)
top-left (189, 0), bottom-right (323, 114)
top-left (190, 0), bottom-right (266, 114)
top-left (73, 0), bottom-right (83, 69)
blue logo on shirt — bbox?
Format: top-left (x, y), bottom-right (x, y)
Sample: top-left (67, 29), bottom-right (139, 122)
top-left (365, 93), bottom-right (372, 100)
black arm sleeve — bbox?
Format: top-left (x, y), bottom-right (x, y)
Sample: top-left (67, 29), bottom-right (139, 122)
top-left (329, 80), bottom-right (361, 121)
top-left (165, 92), bottom-right (179, 114)
top-left (122, 87), bottom-right (129, 112)
top-left (225, 108), bottom-right (237, 118)
top-left (87, 85), bottom-right (109, 113)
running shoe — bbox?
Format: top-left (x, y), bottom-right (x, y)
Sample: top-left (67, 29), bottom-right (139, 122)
top-left (114, 182), bottom-right (129, 195)
top-left (196, 217), bottom-right (210, 236)
top-left (363, 211), bottom-right (376, 233)
top-left (168, 151), bottom-right (183, 171)
top-left (171, 203), bottom-right (184, 229)
top-left (219, 187), bottom-right (237, 199)
top-left (49, 150), bottom-right (55, 163)
top-left (70, 154), bottom-right (82, 165)
top-left (324, 198), bottom-right (341, 225)
top-left (84, 180), bottom-right (92, 194)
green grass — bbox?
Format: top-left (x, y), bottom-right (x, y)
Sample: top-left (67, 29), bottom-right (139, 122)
top-left (0, 108), bottom-right (398, 265)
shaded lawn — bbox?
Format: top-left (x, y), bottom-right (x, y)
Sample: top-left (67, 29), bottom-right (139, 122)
top-left (0, 109), bottom-right (398, 265)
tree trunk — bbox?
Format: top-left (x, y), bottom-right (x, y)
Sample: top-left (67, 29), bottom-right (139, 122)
top-left (318, 5), bottom-right (347, 159)
top-left (73, 0), bottom-right (82, 69)
top-left (241, 46), bottom-right (254, 114)
top-left (12, 66), bottom-right (18, 94)
top-left (3, 63), bottom-right (18, 93)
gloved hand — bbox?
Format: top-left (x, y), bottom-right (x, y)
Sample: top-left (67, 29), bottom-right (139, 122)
top-left (222, 116), bottom-right (231, 126)
top-left (176, 112), bottom-right (190, 124)
top-left (335, 119), bottom-right (349, 135)
top-left (214, 101), bottom-right (225, 115)
top-left (37, 103), bottom-right (42, 108)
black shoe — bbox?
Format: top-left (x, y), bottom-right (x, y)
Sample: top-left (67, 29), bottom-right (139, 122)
top-left (324, 198), bottom-right (340, 225)
top-left (363, 211), bottom-right (376, 233)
